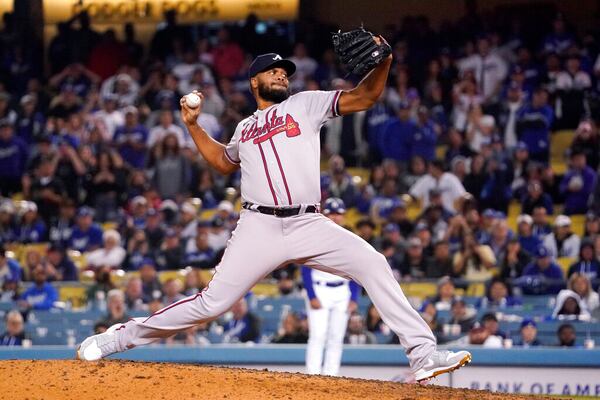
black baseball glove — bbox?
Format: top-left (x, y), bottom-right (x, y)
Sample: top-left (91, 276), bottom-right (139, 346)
top-left (332, 27), bottom-right (392, 76)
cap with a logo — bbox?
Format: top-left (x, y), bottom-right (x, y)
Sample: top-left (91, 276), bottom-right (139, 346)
top-left (390, 197), bottom-right (406, 209)
top-left (217, 200), bottom-right (234, 214)
top-left (554, 214), bottom-right (571, 227)
top-left (159, 199), bottom-right (178, 212)
top-left (19, 201), bottom-right (37, 214)
top-left (534, 245), bottom-right (550, 258)
top-left (517, 214), bottom-right (533, 225)
top-left (0, 200), bottom-right (14, 214)
top-left (516, 141), bottom-right (529, 151)
top-left (508, 80), bottom-right (522, 90)
top-left (248, 53), bottom-right (296, 78)
top-left (482, 209), bottom-right (496, 218)
top-left (521, 318), bottom-right (537, 329)
top-left (77, 206), bottom-right (95, 218)
top-left (323, 197), bottom-right (346, 215)
top-left (138, 258), bottom-right (156, 269)
top-left (383, 223), bottom-right (399, 233)
top-left (408, 236), bottom-right (422, 247)
top-left (20, 94), bottom-right (35, 105)
top-left (398, 100), bottom-right (410, 109)
top-left (180, 201), bottom-right (196, 215)
top-left (415, 222), bottom-right (429, 232)
top-left (131, 196), bottom-right (148, 207)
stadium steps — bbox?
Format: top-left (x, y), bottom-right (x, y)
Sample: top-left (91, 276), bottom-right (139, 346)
top-left (556, 257), bottom-right (576, 277)
top-left (569, 214), bottom-right (585, 237)
top-left (550, 130), bottom-right (574, 175)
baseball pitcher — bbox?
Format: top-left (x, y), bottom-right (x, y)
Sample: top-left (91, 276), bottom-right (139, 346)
top-left (77, 29), bottom-right (470, 382)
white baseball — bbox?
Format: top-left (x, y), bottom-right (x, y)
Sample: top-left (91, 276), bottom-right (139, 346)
top-left (185, 93), bottom-right (201, 108)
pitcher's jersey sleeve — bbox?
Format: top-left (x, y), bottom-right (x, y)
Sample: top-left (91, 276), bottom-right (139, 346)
top-left (290, 90), bottom-right (342, 132)
top-left (224, 123), bottom-right (242, 165)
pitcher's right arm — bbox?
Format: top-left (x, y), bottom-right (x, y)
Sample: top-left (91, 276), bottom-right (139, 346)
top-left (180, 92), bottom-right (239, 175)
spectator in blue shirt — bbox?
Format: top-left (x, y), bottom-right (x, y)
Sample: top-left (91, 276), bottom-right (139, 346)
top-left (516, 214), bottom-right (542, 255)
top-left (379, 101), bottom-right (416, 163)
top-left (532, 206), bottom-right (553, 237)
top-left (560, 150), bottom-right (597, 215)
top-left (520, 245), bottom-right (565, 295)
top-left (515, 87), bottom-right (553, 163)
top-left (369, 178), bottom-right (401, 224)
top-left (18, 264), bottom-right (58, 311)
top-left (0, 118), bottom-right (29, 196)
top-left (567, 240), bottom-right (599, 283)
top-left (411, 106), bottom-right (438, 161)
top-left (542, 15), bottom-right (575, 56)
top-left (15, 94), bottom-right (45, 144)
top-left (68, 206), bottom-right (103, 252)
top-left (12, 201), bottom-right (47, 243)
top-left (0, 244), bottom-right (22, 286)
top-left (0, 200), bottom-right (17, 244)
top-left (184, 222), bottom-right (216, 269)
top-left (364, 94), bottom-right (393, 163)
top-left (222, 297), bottom-right (261, 343)
top-left (48, 198), bottom-right (76, 248)
top-left (113, 106), bottom-right (148, 169)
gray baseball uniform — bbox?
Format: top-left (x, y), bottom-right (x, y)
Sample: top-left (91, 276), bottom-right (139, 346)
top-left (111, 90), bottom-right (436, 371)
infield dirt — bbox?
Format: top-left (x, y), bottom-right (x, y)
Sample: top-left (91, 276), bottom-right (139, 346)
top-left (0, 360), bottom-right (558, 399)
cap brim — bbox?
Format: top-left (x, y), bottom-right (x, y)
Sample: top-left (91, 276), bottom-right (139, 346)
top-left (254, 59), bottom-right (296, 78)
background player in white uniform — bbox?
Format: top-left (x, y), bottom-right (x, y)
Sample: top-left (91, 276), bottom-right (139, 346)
top-left (77, 46), bottom-right (471, 382)
top-left (302, 197), bottom-right (360, 376)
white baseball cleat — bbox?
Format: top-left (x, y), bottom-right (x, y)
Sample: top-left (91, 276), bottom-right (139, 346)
top-left (76, 325), bottom-right (121, 361)
top-left (413, 350), bottom-right (472, 382)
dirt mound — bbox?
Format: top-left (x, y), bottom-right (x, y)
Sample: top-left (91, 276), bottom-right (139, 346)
top-left (0, 360), bottom-right (552, 399)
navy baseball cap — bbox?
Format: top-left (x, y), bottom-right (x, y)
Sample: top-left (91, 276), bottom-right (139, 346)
top-left (383, 223), bottom-right (399, 233)
top-left (482, 209), bottom-right (496, 218)
top-left (323, 197), bottom-right (346, 215)
top-left (521, 318), bottom-right (537, 329)
top-left (516, 141), bottom-right (529, 151)
top-left (390, 197), bottom-right (406, 209)
top-left (535, 245), bottom-right (550, 258)
top-left (138, 258), bottom-right (156, 268)
top-left (398, 100), bottom-right (410, 109)
top-left (77, 206), bottom-right (95, 218)
top-left (415, 222), bottom-right (429, 232)
top-left (494, 211), bottom-right (506, 220)
top-left (248, 53), bottom-right (296, 78)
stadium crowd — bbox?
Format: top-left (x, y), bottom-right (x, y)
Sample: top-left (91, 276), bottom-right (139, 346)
top-left (1, 7), bottom-right (600, 347)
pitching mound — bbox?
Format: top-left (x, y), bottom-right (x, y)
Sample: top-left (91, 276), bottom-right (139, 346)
top-left (0, 360), bottom-right (551, 400)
